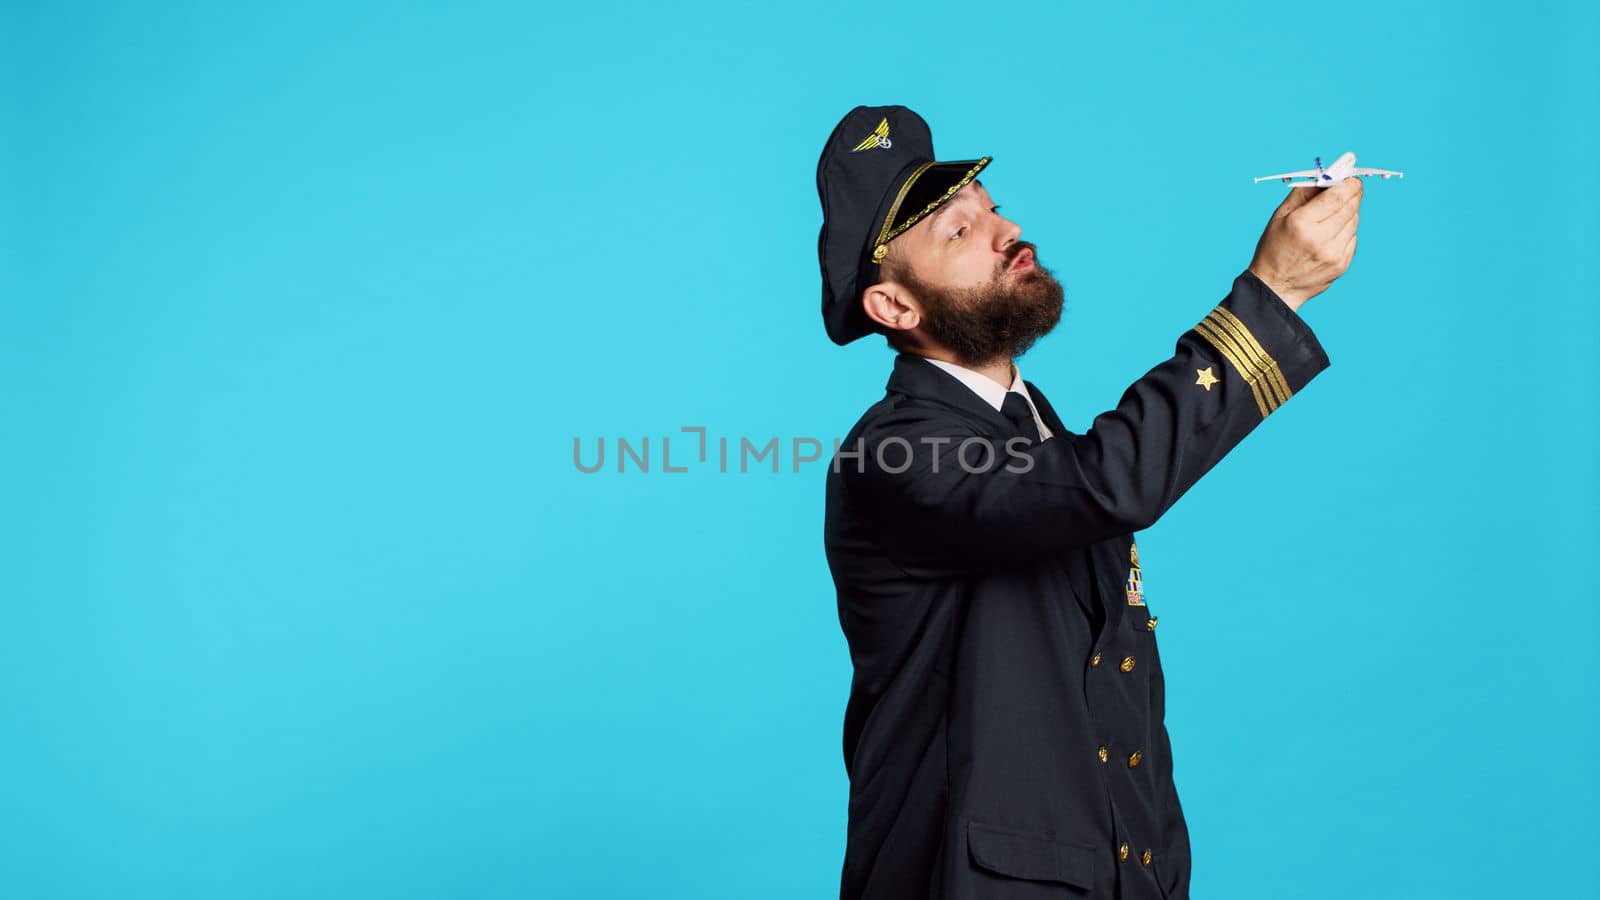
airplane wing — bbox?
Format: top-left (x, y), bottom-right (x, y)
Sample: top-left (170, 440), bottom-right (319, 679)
top-left (1352, 167), bottom-right (1404, 178)
top-left (1253, 169), bottom-right (1319, 183)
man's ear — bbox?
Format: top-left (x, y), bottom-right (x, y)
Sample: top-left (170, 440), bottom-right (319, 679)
top-left (861, 281), bottom-right (922, 336)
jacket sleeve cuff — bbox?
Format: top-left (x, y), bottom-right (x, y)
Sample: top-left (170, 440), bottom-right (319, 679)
top-left (1190, 270), bottom-right (1332, 418)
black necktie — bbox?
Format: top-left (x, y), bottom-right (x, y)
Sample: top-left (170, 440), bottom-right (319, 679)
top-left (1001, 392), bottom-right (1039, 441)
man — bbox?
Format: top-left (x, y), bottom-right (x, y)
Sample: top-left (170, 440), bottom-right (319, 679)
top-left (816, 105), bottom-right (1359, 900)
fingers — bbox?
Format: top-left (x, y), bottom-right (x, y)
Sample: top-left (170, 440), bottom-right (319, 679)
top-left (1274, 185), bottom-right (1316, 219)
top-left (1340, 233), bottom-right (1358, 268)
top-left (1334, 200), bottom-right (1360, 268)
top-left (1331, 208), bottom-right (1360, 247)
top-left (1304, 176), bottom-right (1364, 224)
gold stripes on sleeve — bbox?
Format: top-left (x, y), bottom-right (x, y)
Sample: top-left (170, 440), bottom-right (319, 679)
top-left (1192, 306), bottom-right (1292, 418)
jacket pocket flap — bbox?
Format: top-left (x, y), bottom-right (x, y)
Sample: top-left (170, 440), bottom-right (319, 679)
top-left (966, 821), bottom-right (1097, 890)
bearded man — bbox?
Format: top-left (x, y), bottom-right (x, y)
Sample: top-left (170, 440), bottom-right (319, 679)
top-left (816, 105), bottom-right (1361, 900)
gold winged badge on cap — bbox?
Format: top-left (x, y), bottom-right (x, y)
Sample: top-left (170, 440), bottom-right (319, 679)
top-left (851, 117), bottom-right (892, 152)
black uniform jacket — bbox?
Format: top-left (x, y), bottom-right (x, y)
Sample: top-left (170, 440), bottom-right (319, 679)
top-left (824, 271), bottom-right (1331, 900)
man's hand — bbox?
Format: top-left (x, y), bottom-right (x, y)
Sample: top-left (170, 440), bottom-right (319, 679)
top-left (1248, 176), bottom-right (1363, 311)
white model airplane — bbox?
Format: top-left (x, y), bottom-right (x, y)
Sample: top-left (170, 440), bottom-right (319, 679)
top-left (1254, 151), bottom-right (1403, 187)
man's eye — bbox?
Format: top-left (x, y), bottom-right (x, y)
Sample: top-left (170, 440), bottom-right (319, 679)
top-left (950, 226), bottom-right (967, 240)
top-left (990, 205), bottom-right (1002, 213)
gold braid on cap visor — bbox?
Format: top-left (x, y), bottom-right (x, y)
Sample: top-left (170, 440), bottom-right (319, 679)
top-left (870, 157), bottom-right (992, 263)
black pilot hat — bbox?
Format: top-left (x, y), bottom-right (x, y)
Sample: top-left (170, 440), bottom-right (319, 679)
top-left (815, 105), bottom-right (990, 346)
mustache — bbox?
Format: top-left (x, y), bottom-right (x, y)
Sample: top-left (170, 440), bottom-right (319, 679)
top-left (1002, 240), bottom-right (1039, 271)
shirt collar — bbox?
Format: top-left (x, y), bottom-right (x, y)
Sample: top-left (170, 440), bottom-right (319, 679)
top-left (921, 357), bottom-right (1032, 412)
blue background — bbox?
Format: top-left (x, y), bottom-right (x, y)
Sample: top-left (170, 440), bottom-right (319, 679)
top-left (3, 1), bottom-right (1596, 897)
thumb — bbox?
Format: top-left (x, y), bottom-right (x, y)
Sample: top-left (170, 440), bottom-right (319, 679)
top-left (1273, 185), bottom-right (1315, 219)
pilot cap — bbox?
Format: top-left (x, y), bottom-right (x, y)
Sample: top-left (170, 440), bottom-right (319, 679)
top-left (815, 105), bottom-right (990, 345)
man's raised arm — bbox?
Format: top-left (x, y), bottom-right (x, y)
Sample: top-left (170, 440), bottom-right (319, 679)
top-left (841, 179), bottom-right (1363, 575)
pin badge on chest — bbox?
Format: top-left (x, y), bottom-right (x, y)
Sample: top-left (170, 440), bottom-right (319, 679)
top-left (1126, 541), bottom-right (1145, 606)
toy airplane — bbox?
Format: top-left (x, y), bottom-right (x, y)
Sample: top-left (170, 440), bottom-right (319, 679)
top-left (1254, 152), bottom-right (1403, 187)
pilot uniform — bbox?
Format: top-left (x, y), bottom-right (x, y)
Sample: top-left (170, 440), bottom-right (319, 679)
top-left (815, 106), bottom-right (1331, 899)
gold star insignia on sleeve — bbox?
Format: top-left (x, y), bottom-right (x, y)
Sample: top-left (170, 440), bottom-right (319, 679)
top-left (1192, 306), bottom-right (1289, 417)
top-left (1195, 366), bottom-right (1220, 391)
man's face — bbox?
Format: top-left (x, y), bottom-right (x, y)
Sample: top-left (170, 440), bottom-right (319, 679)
top-left (882, 180), bottom-right (1064, 367)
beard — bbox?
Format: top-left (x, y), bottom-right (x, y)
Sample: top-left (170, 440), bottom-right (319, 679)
top-left (900, 240), bottom-right (1064, 368)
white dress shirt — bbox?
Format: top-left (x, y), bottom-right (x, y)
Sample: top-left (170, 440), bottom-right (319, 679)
top-left (921, 357), bottom-right (1054, 441)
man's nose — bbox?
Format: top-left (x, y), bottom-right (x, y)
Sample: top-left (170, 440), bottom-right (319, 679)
top-left (995, 217), bottom-right (1021, 253)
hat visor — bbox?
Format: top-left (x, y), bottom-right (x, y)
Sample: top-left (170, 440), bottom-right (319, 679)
top-left (869, 156), bottom-right (991, 262)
